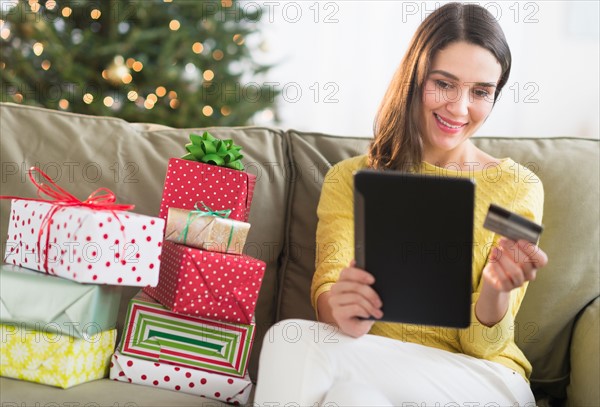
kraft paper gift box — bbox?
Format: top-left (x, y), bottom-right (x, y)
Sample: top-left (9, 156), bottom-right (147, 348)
top-left (0, 264), bottom-right (121, 338)
top-left (4, 199), bottom-right (164, 286)
top-left (0, 324), bottom-right (116, 389)
top-left (110, 351), bottom-right (252, 405)
top-left (120, 291), bottom-right (254, 378)
top-left (159, 158), bottom-right (256, 223)
top-left (165, 206), bottom-right (250, 255)
top-left (144, 241), bottom-right (265, 324)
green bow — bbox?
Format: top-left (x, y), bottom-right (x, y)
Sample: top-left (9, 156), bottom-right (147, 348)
top-left (180, 202), bottom-right (235, 252)
top-left (182, 132), bottom-right (244, 171)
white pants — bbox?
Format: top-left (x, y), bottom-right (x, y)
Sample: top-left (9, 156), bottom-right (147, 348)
top-left (253, 319), bottom-right (535, 407)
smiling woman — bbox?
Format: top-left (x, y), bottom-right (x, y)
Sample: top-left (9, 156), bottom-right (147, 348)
top-left (420, 42), bottom-right (503, 167)
top-left (254, 2), bottom-right (548, 406)
top-left (368, 3), bottom-right (512, 173)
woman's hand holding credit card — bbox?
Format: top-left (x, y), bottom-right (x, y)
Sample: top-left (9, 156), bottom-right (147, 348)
top-left (482, 204), bottom-right (548, 293)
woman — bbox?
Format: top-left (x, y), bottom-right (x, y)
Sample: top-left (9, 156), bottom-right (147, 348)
top-left (254, 3), bottom-right (548, 405)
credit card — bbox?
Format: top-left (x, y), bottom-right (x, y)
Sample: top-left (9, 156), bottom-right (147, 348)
top-left (483, 203), bottom-right (543, 244)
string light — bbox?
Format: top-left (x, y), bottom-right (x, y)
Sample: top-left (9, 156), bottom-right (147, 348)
top-left (192, 42), bottom-right (204, 54)
top-left (144, 99), bottom-right (155, 109)
top-left (62, 7), bottom-right (72, 17)
top-left (105, 56), bottom-right (130, 85)
top-left (202, 106), bottom-right (214, 116)
top-left (1, 28), bottom-right (10, 40)
top-left (127, 91), bottom-right (138, 101)
top-left (30, 2), bottom-right (41, 13)
top-left (222, 0), bottom-right (233, 7)
top-left (168, 91), bottom-right (178, 99)
top-left (132, 61), bottom-right (143, 72)
top-left (169, 99), bottom-right (179, 109)
top-left (46, 1), bottom-right (57, 10)
top-left (83, 93), bottom-right (94, 104)
top-left (169, 20), bottom-right (180, 31)
top-left (212, 50), bottom-right (224, 61)
top-left (33, 42), bottom-right (44, 56)
top-left (90, 9), bottom-right (101, 20)
top-left (203, 70), bottom-right (214, 81)
top-left (156, 86), bottom-right (167, 97)
top-left (103, 96), bottom-right (114, 107)
top-left (14, 93), bottom-right (23, 103)
top-left (58, 99), bottom-right (69, 109)
top-left (41, 60), bottom-right (51, 70)
top-left (126, 58), bottom-right (135, 68)
top-left (221, 106), bottom-right (231, 116)
top-left (233, 34), bottom-right (245, 45)
top-left (147, 93), bottom-right (158, 103)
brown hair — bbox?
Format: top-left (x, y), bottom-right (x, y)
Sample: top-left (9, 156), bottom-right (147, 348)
top-left (368, 2), bottom-right (512, 171)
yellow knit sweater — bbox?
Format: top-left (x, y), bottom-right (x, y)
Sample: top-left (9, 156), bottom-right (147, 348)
top-left (311, 154), bottom-right (544, 380)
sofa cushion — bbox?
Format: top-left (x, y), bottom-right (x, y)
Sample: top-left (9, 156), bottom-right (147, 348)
top-left (277, 131), bottom-right (371, 321)
top-left (279, 133), bottom-right (599, 397)
top-left (472, 137), bottom-right (599, 397)
top-left (0, 103), bottom-right (288, 382)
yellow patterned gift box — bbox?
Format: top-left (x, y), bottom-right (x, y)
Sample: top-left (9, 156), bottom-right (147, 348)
top-left (0, 324), bottom-right (116, 388)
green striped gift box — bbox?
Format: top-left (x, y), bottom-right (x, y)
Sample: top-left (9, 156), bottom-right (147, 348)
top-left (119, 291), bottom-right (254, 378)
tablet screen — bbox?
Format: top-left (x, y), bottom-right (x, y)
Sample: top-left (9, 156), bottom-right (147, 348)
top-left (354, 169), bottom-right (474, 328)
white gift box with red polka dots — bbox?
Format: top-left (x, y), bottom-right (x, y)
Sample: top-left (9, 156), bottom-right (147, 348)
top-left (158, 158), bottom-right (256, 223)
top-left (109, 351), bottom-right (251, 405)
top-left (4, 199), bottom-right (164, 286)
top-left (143, 241), bottom-right (265, 324)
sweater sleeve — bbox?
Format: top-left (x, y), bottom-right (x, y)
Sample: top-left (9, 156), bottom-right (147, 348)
top-left (459, 166), bottom-right (545, 359)
top-left (310, 158), bottom-right (358, 315)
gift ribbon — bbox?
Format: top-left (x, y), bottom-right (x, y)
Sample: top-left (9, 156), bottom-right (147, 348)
top-left (0, 167), bottom-right (134, 272)
top-left (179, 202), bottom-right (235, 252)
top-left (181, 132), bottom-right (245, 171)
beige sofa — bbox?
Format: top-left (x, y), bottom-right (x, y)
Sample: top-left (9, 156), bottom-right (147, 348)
top-left (0, 102), bottom-right (598, 406)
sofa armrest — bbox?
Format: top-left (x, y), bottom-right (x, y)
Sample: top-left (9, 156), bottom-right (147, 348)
top-left (567, 297), bottom-right (599, 407)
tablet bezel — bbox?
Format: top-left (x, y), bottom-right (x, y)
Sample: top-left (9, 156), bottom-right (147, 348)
top-left (354, 169), bottom-right (474, 328)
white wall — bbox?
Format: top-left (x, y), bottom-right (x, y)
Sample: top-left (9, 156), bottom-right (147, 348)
top-left (248, 1), bottom-right (599, 139)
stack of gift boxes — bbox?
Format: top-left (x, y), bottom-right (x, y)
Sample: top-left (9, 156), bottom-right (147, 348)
top-left (109, 133), bottom-right (266, 405)
top-left (0, 133), bottom-right (264, 405)
top-left (0, 171), bottom-right (164, 389)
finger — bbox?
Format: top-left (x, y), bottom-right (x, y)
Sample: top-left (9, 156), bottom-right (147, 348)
top-left (496, 245), bottom-right (527, 288)
top-left (528, 269), bottom-right (538, 282)
top-left (333, 303), bottom-right (371, 321)
top-left (517, 240), bottom-right (549, 268)
top-left (499, 238), bottom-right (536, 278)
top-left (339, 267), bottom-right (376, 285)
top-left (330, 281), bottom-right (382, 308)
top-left (486, 247), bottom-right (513, 291)
top-left (329, 292), bottom-right (383, 319)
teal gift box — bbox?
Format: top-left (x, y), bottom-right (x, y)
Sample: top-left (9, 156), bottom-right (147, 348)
top-left (0, 264), bottom-right (121, 338)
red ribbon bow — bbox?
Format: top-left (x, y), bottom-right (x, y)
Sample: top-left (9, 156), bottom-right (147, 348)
top-left (1, 167), bottom-right (134, 273)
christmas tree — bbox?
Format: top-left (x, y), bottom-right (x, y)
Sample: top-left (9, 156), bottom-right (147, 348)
top-left (0, 0), bottom-right (278, 127)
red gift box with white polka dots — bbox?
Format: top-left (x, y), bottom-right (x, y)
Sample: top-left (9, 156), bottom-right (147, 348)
top-left (159, 158), bottom-right (256, 223)
top-left (109, 351), bottom-right (251, 405)
top-left (143, 241), bottom-right (265, 324)
top-left (4, 199), bottom-right (165, 286)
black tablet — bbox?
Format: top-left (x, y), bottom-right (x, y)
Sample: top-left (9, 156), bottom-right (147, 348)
top-left (354, 169), bottom-right (474, 328)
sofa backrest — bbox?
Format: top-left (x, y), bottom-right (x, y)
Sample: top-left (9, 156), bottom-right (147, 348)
top-left (1, 103), bottom-right (598, 397)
